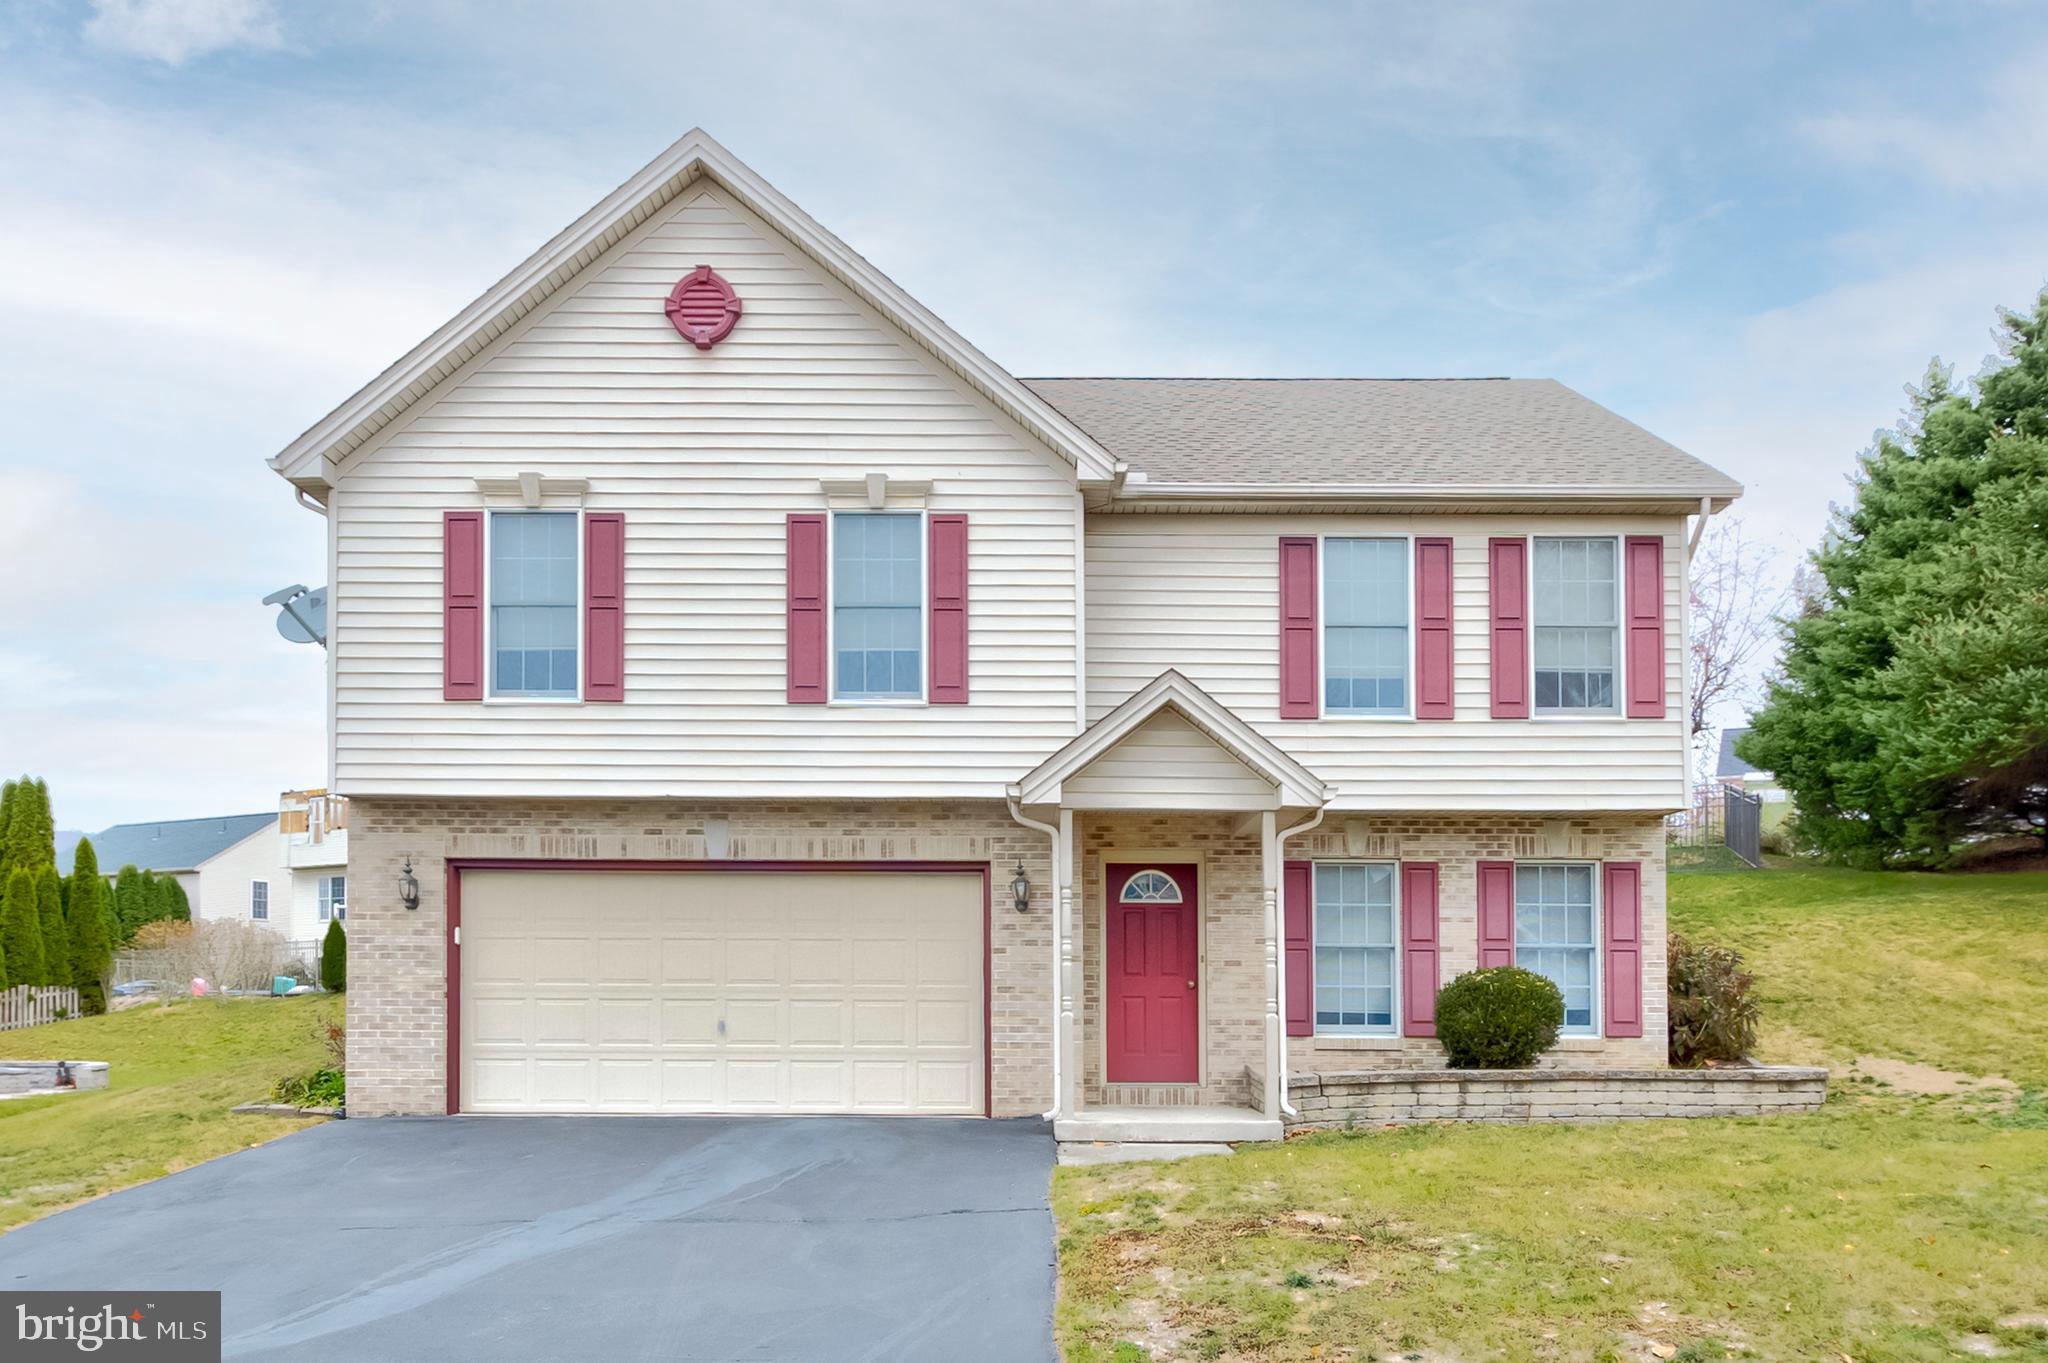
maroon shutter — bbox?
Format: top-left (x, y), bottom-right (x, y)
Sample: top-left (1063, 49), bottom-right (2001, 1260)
top-left (1476, 859), bottom-right (1516, 968)
top-left (1278, 537), bottom-right (1319, 719)
top-left (1400, 861), bottom-right (1441, 1036)
top-left (1602, 861), bottom-right (1645, 1037)
top-left (1414, 537), bottom-right (1454, 720)
top-left (786, 514), bottom-right (827, 704)
top-left (1623, 536), bottom-right (1666, 719)
top-left (928, 513), bottom-right (969, 704)
top-left (1284, 860), bottom-right (1313, 1036)
top-left (1488, 538), bottom-right (1529, 718)
top-left (443, 511), bottom-right (484, 700)
top-left (584, 512), bottom-right (625, 702)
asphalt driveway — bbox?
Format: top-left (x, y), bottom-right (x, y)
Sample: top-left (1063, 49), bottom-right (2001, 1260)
top-left (0, 1116), bottom-right (1057, 1362)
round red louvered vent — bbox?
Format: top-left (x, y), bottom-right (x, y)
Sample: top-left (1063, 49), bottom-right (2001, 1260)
top-left (663, 265), bottom-right (742, 350)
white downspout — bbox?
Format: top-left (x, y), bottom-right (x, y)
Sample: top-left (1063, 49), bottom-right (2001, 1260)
top-left (1007, 793), bottom-right (1062, 1121)
top-left (1273, 806), bottom-right (1328, 1119)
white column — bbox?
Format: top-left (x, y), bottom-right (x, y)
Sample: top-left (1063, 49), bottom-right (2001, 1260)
top-left (1058, 808), bottom-right (1081, 1118)
top-left (1261, 809), bottom-right (1283, 1118)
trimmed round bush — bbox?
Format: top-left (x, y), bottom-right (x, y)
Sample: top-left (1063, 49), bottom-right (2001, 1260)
top-left (1435, 967), bottom-right (1564, 1069)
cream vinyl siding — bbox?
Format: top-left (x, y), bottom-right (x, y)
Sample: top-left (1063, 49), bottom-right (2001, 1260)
top-left (1084, 514), bottom-right (1688, 811)
top-left (190, 821), bottom-right (282, 926)
top-left (1062, 710), bottom-right (1278, 811)
top-left (328, 184), bottom-right (1080, 799)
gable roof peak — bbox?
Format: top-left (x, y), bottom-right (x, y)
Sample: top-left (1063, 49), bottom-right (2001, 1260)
top-left (269, 128), bottom-right (1116, 488)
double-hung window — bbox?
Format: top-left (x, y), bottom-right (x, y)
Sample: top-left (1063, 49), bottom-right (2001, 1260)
top-left (1514, 863), bottom-right (1597, 1034)
top-left (250, 881), bottom-right (268, 920)
top-left (832, 512), bottom-right (923, 700)
top-left (1532, 536), bottom-right (1619, 713)
top-left (319, 875), bottom-right (346, 923)
top-left (489, 511), bottom-right (579, 698)
top-left (1323, 537), bottom-right (1409, 715)
top-left (1312, 863), bottom-right (1398, 1033)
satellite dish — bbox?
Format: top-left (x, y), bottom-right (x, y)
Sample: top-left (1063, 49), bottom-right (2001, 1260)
top-left (264, 584), bottom-right (328, 647)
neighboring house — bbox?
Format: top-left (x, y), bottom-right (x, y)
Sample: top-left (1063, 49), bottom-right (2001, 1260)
top-left (70, 793), bottom-right (348, 964)
top-left (1716, 727), bottom-right (1788, 802)
top-left (267, 130), bottom-right (1741, 1140)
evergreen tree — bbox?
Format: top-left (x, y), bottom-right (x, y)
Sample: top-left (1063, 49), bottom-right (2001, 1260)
top-left (0, 779), bottom-right (15, 881)
top-left (161, 877), bottom-right (191, 923)
top-left (67, 839), bottom-right (111, 1015)
top-left (35, 866), bottom-right (66, 987)
top-left (320, 918), bottom-right (346, 992)
top-left (113, 865), bottom-right (150, 943)
top-left (1, 867), bottom-right (42, 988)
top-left (1744, 292), bottom-right (2048, 863)
top-left (0, 777), bottom-right (53, 873)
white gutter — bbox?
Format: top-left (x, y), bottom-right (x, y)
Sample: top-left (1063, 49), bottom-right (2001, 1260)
top-left (1114, 481), bottom-right (1742, 502)
top-left (1273, 806), bottom-right (1328, 1119)
top-left (1006, 793), bottom-right (1063, 1121)
top-left (294, 488), bottom-right (330, 517)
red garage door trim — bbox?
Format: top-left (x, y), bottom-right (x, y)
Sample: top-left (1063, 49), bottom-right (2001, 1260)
top-left (443, 859), bottom-right (994, 1118)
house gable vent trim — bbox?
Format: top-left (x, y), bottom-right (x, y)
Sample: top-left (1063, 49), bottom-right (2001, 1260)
top-left (664, 265), bottom-right (742, 349)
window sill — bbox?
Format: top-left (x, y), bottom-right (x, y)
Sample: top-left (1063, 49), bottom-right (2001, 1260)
top-left (1306, 1035), bottom-right (1407, 1050)
top-left (826, 698), bottom-right (928, 708)
top-left (481, 696), bottom-right (584, 706)
top-left (1550, 1037), bottom-right (1606, 1051)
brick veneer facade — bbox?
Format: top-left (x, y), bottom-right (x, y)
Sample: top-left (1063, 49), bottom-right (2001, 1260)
top-left (345, 797), bottom-right (1056, 1117)
top-left (1287, 1066), bottom-right (1827, 1127)
top-left (347, 799), bottom-right (1670, 1119)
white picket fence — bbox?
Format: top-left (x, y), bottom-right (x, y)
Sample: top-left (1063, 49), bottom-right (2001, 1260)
top-left (0, 984), bottom-right (81, 1031)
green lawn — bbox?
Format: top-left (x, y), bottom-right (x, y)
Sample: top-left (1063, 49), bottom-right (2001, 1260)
top-left (1055, 866), bottom-right (2048, 1363)
top-left (0, 995), bottom-right (341, 1233)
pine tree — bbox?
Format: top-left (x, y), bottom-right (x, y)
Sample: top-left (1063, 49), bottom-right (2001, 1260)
top-left (67, 839), bottom-right (111, 1015)
top-left (321, 918), bottom-right (346, 992)
top-left (0, 779), bottom-right (16, 881)
top-left (35, 866), bottom-right (66, 988)
top-left (1, 867), bottom-right (42, 988)
top-left (113, 865), bottom-right (150, 943)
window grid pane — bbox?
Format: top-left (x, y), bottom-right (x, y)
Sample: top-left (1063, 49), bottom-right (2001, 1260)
top-left (1323, 538), bottom-right (1409, 714)
top-left (833, 513), bottom-right (923, 699)
top-left (1533, 537), bottom-right (1618, 713)
top-left (1514, 863), bottom-right (1597, 1033)
top-left (251, 883), bottom-right (268, 919)
top-left (1311, 862), bottom-right (1398, 1032)
top-left (490, 512), bottom-right (579, 698)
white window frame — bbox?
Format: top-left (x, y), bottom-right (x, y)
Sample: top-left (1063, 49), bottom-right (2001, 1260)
top-left (1316, 532), bottom-right (1415, 721)
top-left (1512, 860), bottom-right (1602, 1037)
top-left (483, 508), bottom-right (586, 704)
top-left (250, 880), bottom-right (269, 920)
top-left (318, 874), bottom-right (347, 923)
top-left (1310, 859), bottom-right (1402, 1037)
top-left (1528, 534), bottom-right (1625, 720)
top-left (826, 508), bottom-right (928, 706)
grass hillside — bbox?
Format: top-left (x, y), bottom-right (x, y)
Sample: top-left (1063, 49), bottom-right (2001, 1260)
top-left (1671, 864), bottom-right (2048, 1086)
top-left (0, 995), bottom-right (340, 1232)
top-left (1056, 866), bottom-right (2048, 1363)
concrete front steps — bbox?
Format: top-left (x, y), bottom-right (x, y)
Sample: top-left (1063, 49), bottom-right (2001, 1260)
top-left (1053, 1104), bottom-right (1283, 1144)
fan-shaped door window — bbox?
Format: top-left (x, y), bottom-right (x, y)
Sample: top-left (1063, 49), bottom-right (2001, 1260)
top-left (1118, 870), bottom-right (1184, 904)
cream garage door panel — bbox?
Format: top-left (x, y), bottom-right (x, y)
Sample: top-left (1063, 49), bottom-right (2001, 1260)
top-left (461, 870), bottom-right (984, 1115)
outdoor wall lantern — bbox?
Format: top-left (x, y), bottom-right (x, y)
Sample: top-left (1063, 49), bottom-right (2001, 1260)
top-left (1010, 861), bottom-right (1032, 913)
top-left (399, 859), bottom-right (420, 912)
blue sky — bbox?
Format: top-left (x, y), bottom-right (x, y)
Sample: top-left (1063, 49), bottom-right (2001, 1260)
top-left (2, 0), bottom-right (2044, 832)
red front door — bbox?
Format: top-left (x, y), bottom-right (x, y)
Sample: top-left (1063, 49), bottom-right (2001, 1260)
top-left (1105, 863), bottom-right (1200, 1083)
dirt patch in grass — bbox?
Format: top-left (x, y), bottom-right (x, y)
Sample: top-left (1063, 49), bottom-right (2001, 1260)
top-left (1852, 1055), bottom-right (2018, 1096)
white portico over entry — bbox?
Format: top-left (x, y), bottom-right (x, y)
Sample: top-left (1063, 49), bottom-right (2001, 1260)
top-left (1009, 670), bottom-right (1331, 1143)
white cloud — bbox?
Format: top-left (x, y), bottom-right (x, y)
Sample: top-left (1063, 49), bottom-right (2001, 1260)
top-left (83, 0), bottom-right (282, 64)
top-left (1799, 43), bottom-right (2048, 194)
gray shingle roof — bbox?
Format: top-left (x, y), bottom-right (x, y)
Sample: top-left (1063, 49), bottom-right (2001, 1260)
top-left (1717, 728), bottom-right (1761, 779)
top-left (70, 814), bottom-right (275, 875)
top-left (1021, 377), bottom-right (1741, 495)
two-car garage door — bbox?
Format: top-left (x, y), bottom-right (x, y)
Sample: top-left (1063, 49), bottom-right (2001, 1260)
top-left (458, 870), bottom-right (985, 1115)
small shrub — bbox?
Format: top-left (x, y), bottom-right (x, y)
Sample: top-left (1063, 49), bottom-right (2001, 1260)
top-left (1667, 934), bottom-right (1759, 1065)
top-left (320, 919), bottom-right (346, 993)
top-left (1435, 967), bottom-right (1564, 1069)
top-left (272, 1067), bottom-right (346, 1108)
top-left (321, 1018), bottom-right (346, 1069)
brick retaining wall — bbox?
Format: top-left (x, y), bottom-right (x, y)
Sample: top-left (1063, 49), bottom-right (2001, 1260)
top-left (1287, 1065), bottom-right (1827, 1127)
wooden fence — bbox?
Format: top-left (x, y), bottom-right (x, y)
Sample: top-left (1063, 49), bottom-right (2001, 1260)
top-left (0, 984), bottom-right (81, 1032)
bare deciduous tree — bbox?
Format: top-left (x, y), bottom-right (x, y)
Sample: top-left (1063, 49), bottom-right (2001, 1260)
top-left (1689, 515), bottom-right (1791, 796)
